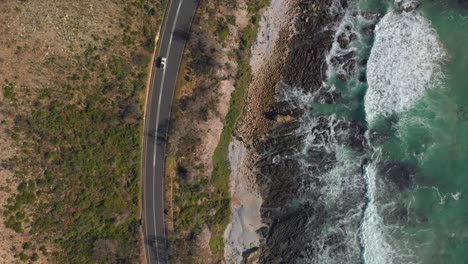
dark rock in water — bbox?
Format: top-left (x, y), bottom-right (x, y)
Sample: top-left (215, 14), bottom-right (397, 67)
top-left (324, 232), bottom-right (347, 255)
top-left (358, 58), bottom-right (368, 66)
top-left (257, 158), bottom-right (304, 207)
top-left (358, 72), bottom-right (367, 83)
top-left (256, 133), bottom-right (303, 155)
top-left (368, 129), bottom-right (391, 146)
top-left (271, 120), bottom-right (302, 136)
top-left (367, 115), bottom-right (399, 146)
top-left (315, 90), bottom-right (342, 104)
top-left (457, 0), bottom-right (468, 8)
top-left (362, 24), bottom-right (376, 35)
top-left (306, 147), bottom-right (337, 171)
top-left (378, 161), bottom-right (416, 190)
top-left (308, 116), bottom-right (367, 153)
top-left (395, 0), bottom-right (420, 12)
top-left (330, 50), bottom-right (357, 79)
top-left (361, 12), bottom-right (383, 21)
top-left (283, 34), bottom-right (334, 92)
top-left (263, 111), bottom-right (278, 121)
top-left (383, 206), bottom-right (408, 225)
top-left (337, 31), bottom-right (358, 49)
top-left (360, 12), bottom-right (382, 36)
top-left (330, 50), bottom-right (355, 65)
top-left (336, 121), bottom-right (367, 152)
top-left (338, 33), bottom-right (350, 49)
top-left (341, 59), bottom-right (357, 79)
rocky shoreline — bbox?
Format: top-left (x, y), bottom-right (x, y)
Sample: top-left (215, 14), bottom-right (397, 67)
top-left (227, 0), bottom-right (383, 262)
top-left (254, 1), bottom-right (354, 261)
top-left (224, 0), bottom-right (297, 262)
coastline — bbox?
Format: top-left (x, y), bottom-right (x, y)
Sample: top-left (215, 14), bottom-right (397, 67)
top-left (225, 0), bottom-right (371, 262)
top-left (223, 139), bottom-right (263, 263)
top-left (223, 0), bottom-right (297, 262)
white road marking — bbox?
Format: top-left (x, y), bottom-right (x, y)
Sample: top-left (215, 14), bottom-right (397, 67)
top-left (149, 0), bottom-right (183, 263)
top-left (143, 0), bottom-right (174, 261)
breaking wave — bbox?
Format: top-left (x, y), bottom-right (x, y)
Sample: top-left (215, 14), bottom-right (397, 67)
top-left (361, 153), bottom-right (418, 264)
top-left (364, 7), bottom-right (447, 124)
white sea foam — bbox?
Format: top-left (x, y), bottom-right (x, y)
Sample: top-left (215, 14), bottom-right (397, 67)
top-left (321, 146), bottom-right (363, 206)
top-left (282, 85), bottom-right (366, 263)
top-left (361, 161), bottom-right (397, 264)
top-left (451, 192), bottom-right (461, 201)
top-left (312, 147), bottom-right (364, 263)
top-left (361, 158), bottom-right (418, 264)
top-left (365, 8), bottom-right (447, 124)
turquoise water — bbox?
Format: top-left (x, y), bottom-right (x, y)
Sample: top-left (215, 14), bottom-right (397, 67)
top-left (314, 0), bottom-right (468, 262)
top-left (395, 2), bottom-right (468, 262)
top-left (364, 1), bottom-right (468, 263)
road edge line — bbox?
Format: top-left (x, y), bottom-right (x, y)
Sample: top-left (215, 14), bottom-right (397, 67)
top-left (140, 1), bottom-right (172, 263)
top-left (162, 0), bottom-right (200, 254)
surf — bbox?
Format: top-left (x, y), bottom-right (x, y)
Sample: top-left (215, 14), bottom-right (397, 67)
top-left (364, 1), bottom-right (446, 125)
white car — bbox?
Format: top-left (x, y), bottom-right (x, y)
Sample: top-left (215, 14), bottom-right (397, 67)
top-left (157, 57), bottom-right (166, 69)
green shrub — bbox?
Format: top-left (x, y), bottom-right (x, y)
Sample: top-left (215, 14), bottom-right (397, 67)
top-left (3, 82), bottom-right (15, 99)
top-left (216, 21), bottom-right (230, 41)
top-left (19, 252), bottom-right (29, 261)
top-left (22, 242), bottom-right (32, 250)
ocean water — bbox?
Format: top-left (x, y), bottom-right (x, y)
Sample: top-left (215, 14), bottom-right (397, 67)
top-left (298, 0), bottom-right (468, 262)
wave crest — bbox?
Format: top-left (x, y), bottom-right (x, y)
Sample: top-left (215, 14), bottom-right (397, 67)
top-left (365, 10), bottom-right (446, 125)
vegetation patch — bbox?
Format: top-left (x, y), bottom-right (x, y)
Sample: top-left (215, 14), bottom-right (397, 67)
top-left (1, 0), bottom-right (166, 262)
top-left (209, 0), bottom-right (270, 256)
top-left (2, 82), bottom-right (16, 100)
top-left (166, 0), bottom-right (269, 262)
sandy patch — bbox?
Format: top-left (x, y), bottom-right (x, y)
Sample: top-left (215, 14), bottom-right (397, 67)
top-left (250, 0), bottom-right (295, 73)
top-left (224, 139), bottom-right (263, 263)
top-left (223, 1), bottom-right (299, 262)
top-left (194, 224), bottom-right (213, 262)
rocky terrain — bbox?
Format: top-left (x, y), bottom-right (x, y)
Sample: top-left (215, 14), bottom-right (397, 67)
top-left (234, 0), bottom-right (383, 262)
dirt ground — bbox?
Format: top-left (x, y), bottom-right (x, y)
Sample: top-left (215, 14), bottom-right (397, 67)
top-left (166, 0), bottom-right (256, 262)
top-left (0, 0), bottom-right (162, 262)
top-left (171, 4), bottom-right (244, 177)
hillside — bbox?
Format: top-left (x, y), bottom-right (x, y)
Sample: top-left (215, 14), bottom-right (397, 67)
top-left (0, 0), bottom-right (165, 262)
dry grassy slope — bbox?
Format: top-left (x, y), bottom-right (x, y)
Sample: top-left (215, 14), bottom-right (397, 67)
top-left (166, 0), bottom-right (247, 262)
top-left (166, 0), bottom-right (270, 263)
top-left (0, 0), bottom-right (163, 262)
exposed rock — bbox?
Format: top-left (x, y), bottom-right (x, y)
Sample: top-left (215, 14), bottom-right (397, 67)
top-left (378, 161), bottom-right (416, 190)
top-left (361, 11), bottom-right (383, 21)
top-left (367, 115), bottom-right (399, 146)
top-left (246, 0), bottom-right (373, 262)
top-left (383, 206), bottom-right (408, 226)
top-left (457, 0), bottom-right (468, 8)
top-left (395, 0), bottom-right (421, 13)
top-left (259, 202), bottom-right (326, 263)
top-left (337, 31), bottom-right (357, 49)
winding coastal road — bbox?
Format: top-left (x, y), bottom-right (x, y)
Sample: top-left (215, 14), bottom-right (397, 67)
top-left (142, 0), bottom-right (198, 263)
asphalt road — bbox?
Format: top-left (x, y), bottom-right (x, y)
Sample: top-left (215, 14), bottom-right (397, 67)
top-left (142, 0), bottom-right (198, 263)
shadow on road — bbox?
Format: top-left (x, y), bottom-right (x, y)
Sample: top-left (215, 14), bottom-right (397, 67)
top-left (146, 235), bottom-right (169, 263)
top-left (146, 118), bottom-right (171, 146)
top-left (172, 28), bottom-right (191, 42)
